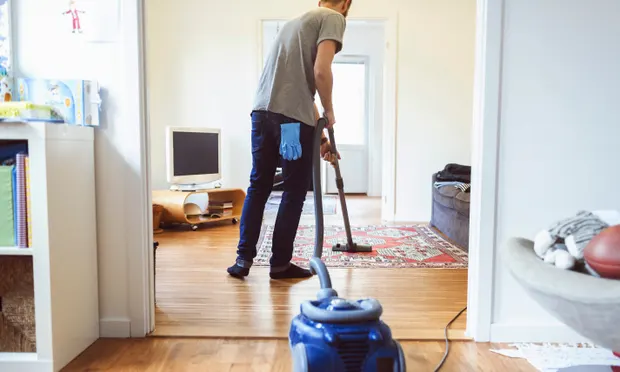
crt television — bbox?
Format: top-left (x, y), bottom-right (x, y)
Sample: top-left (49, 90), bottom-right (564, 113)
top-left (165, 126), bottom-right (221, 186)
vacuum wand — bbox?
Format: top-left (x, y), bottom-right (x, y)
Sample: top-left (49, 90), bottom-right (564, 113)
top-left (326, 127), bottom-right (372, 253)
top-left (326, 128), bottom-right (354, 249)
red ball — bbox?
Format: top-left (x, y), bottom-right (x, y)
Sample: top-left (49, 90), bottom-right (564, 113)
top-left (584, 225), bottom-right (620, 279)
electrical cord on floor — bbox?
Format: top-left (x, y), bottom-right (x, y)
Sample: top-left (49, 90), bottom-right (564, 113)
top-left (432, 306), bottom-right (468, 372)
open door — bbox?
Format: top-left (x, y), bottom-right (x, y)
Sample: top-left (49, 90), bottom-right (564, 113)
top-left (316, 57), bottom-right (370, 194)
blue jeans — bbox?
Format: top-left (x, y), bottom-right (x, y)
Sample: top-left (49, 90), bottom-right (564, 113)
top-left (236, 110), bottom-right (315, 271)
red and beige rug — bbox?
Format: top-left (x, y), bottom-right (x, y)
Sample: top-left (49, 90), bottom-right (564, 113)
top-left (264, 192), bottom-right (338, 216)
top-left (254, 224), bottom-right (468, 269)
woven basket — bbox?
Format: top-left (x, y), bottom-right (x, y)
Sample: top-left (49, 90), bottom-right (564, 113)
top-left (0, 256), bottom-right (36, 352)
top-left (153, 204), bottom-right (164, 234)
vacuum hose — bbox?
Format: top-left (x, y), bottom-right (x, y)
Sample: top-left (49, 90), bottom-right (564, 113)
top-left (291, 120), bottom-right (405, 371)
top-left (310, 118), bottom-right (333, 291)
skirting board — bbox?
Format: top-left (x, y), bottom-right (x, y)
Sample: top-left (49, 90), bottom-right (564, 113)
top-left (100, 318), bottom-right (132, 338)
top-left (490, 323), bottom-right (593, 343)
top-left (0, 360), bottom-right (52, 372)
top-left (393, 213), bottom-right (430, 223)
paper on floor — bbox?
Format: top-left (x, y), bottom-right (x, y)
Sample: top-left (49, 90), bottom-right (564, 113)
top-left (491, 343), bottom-right (620, 372)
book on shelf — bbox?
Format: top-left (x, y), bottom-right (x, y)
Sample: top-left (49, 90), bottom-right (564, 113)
top-left (25, 156), bottom-right (32, 247)
top-left (12, 164), bottom-right (17, 243)
top-left (0, 164), bottom-right (14, 246)
top-left (16, 153), bottom-right (28, 248)
top-left (207, 209), bottom-right (233, 218)
top-left (0, 149), bottom-right (31, 248)
top-left (208, 200), bottom-right (234, 209)
top-left (205, 200), bottom-right (234, 218)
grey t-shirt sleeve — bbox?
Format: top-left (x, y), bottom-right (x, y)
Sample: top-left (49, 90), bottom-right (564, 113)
top-left (317, 14), bottom-right (346, 53)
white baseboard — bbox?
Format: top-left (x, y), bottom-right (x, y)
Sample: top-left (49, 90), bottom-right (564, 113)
top-left (392, 213), bottom-right (430, 223)
top-left (0, 359), bottom-right (52, 372)
top-left (99, 318), bottom-right (131, 338)
top-left (490, 323), bottom-right (592, 343)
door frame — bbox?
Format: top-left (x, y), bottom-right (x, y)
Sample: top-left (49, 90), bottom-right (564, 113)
top-left (126, 0), bottom-right (155, 337)
top-left (129, 2), bottom-right (503, 341)
top-left (465, 0), bottom-right (505, 341)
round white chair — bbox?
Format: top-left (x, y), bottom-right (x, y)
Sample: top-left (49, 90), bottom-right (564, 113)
top-left (504, 237), bottom-right (620, 355)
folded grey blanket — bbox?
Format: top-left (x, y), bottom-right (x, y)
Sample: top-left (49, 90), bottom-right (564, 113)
top-left (434, 181), bottom-right (471, 193)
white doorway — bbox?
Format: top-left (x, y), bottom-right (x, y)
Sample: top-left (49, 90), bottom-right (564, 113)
top-left (124, 0), bottom-right (501, 344)
top-left (317, 57), bottom-right (369, 194)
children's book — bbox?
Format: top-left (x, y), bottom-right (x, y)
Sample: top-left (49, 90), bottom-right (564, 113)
top-left (12, 164), bottom-right (17, 244)
top-left (25, 156), bottom-right (32, 247)
top-left (16, 153), bottom-right (28, 248)
top-left (0, 165), bottom-right (15, 246)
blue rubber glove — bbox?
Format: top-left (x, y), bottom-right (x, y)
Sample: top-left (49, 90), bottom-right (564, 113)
top-left (280, 123), bottom-right (302, 161)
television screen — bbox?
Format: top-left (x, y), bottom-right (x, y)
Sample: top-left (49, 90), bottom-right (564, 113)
top-left (172, 131), bottom-right (219, 176)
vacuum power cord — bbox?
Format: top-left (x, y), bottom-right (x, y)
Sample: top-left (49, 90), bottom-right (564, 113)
top-left (433, 306), bottom-right (467, 372)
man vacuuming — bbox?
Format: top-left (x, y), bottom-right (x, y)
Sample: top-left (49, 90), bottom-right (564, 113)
top-left (227, 0), bottom-right (352, 279)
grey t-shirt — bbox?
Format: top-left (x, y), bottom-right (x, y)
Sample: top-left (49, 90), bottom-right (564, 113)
top-left (253, 8), bottom-right (346, 127)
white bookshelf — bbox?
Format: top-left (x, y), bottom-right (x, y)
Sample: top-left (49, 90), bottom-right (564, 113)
top-left (0, 247), bottom-right (33, 255)
top-left (0, 122), bottom-right (99, 372)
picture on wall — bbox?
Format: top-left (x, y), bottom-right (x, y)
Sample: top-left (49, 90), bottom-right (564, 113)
top-left (60, 0), bottom-right (120, 42)
top-left (61, 0), bottom-right (85, 34)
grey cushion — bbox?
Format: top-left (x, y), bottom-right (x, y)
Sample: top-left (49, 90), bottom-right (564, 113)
top-left (454, 192), bottom-right (470, 216)
top-left (430, 173), bottom-right (471, 250)
top-left (432, 183), bottom-right (470, 216)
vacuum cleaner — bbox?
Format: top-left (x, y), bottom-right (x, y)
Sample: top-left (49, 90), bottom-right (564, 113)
top-left (288, 118), bottom-right (406, 372)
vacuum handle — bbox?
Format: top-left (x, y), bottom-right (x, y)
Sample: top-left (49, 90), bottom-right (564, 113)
top-left (326, 127), bottom-right (338, 155)
top-left (318, 117), bottom-right (329, 133)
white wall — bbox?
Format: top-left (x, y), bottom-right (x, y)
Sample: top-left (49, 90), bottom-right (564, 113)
top-left (14, 0), bottom-right (145, 337)
top-left (146, 0), bottom-right (476, 221)
top-left (489, 0), bottom-right (620, 341)
top-left (394, 1), bottom-right (476, 221)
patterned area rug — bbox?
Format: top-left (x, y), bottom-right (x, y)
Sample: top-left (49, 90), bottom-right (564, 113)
top-left (264, 192), bottom-right (338, 216)
top-left (254, 224), bottom-right (468, 269)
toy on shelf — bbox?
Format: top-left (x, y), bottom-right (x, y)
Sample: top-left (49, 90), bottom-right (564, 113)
top-left (0, 101), bottom-right (64, 122)
top-left (16, 78), bottom-right (101, 126)
top-left (0, 75), bottom-right (11, 102)
top-left (534, 210), bottom-right (620, 271)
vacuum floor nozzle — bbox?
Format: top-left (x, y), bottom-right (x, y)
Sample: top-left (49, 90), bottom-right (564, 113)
top-left (332, 243), bottom-right (373, 253)
top-left (325, 125), bottom-right (374, 255)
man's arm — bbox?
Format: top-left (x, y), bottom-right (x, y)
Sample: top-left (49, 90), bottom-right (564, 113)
top-left (314, 40), bottom-right (337, 115)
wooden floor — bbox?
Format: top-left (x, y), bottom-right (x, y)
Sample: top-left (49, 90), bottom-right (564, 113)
top-left (153, 195), bottom-right (470, 339)
top-left (63, 338), bottom-right (535, 371)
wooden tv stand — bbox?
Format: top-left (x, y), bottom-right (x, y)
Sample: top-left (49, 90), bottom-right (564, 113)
top-left (152, 188), bottom-right (246, 231)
